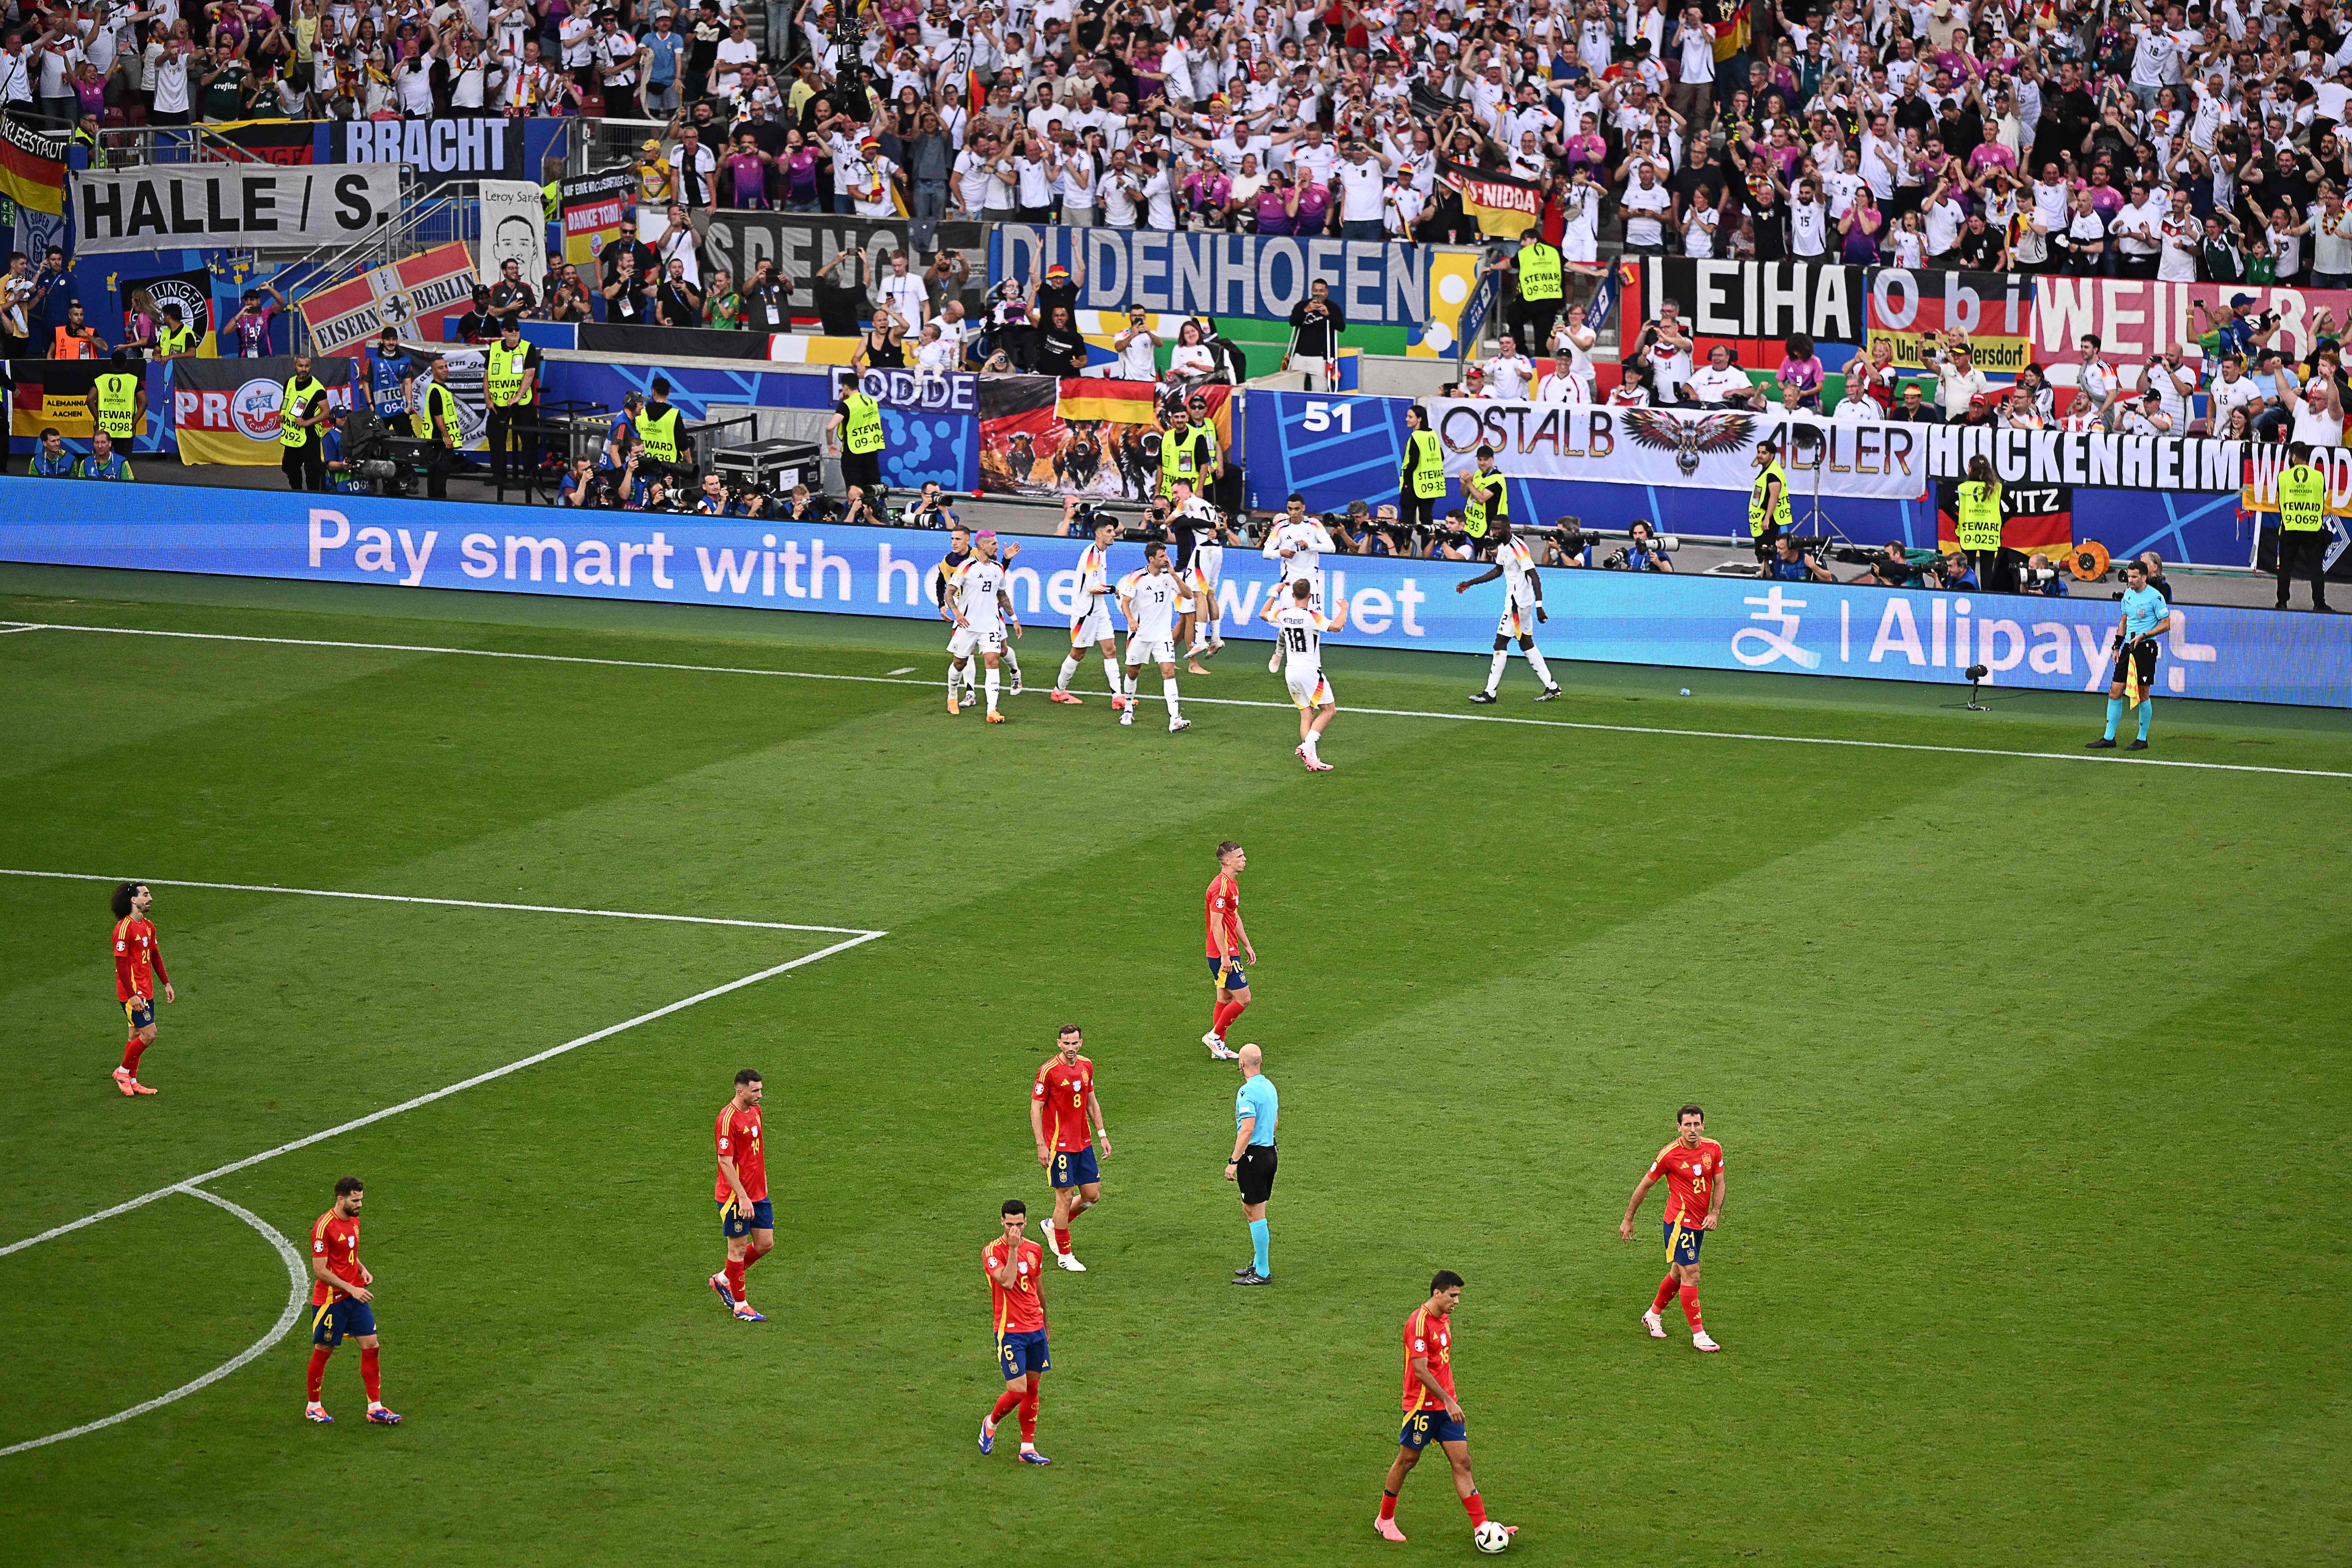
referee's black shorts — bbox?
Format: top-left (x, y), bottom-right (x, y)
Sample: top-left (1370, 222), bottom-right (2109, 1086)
top-left (1236, 1143), bottom-right (1277, 1205)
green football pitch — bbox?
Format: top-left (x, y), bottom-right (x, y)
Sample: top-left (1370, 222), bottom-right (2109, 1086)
top-left (3, 564), bottom-right (2348, 1568)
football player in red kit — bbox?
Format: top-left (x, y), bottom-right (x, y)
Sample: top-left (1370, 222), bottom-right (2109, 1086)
top-left (1375, 1270), bottom-right (1514, 1546)
top-left (1619, 1103), bottom-right (1726, 1352)
top-left (710, 1068), bottom-right (771, 1323)
top-left (1202, 841), bottom-right (1256, 1061)
top-left (980, 1199), bottom-right (1053, 1465)
top-left (110, 881), bottom-right (174, 1095)
top-left (306, 1176), bottom-right (400, 1424)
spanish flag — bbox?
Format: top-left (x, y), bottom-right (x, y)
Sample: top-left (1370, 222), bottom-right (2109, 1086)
top-left (0, 117), bottom-right (67, 216)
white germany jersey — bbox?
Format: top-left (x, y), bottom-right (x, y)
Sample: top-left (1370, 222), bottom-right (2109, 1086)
top-left (1497, 537), bottom-right (1537, 606)
top-left (955, 556), bottom-right (1008, 632)
top-left (1267, 520), bottom-right (1332, 583)
top-left (1075, 543), bottom-right (1111, 612)
top-left (1124, 567), bottom-right (1183, 641)
top-left (1270, 603), bottom-right (1334, 674)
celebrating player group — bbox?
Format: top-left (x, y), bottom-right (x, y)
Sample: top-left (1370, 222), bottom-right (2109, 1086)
top-left (932, 493), bottom-right (1363, 771)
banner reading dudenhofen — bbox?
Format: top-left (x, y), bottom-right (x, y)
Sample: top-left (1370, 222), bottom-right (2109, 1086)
top-left (1924, 425), bottom-right (2241, 493)
top-left (1428, 402), bottom-right (1927, 499)
top-left (73, 164), bottom-right (400, 254)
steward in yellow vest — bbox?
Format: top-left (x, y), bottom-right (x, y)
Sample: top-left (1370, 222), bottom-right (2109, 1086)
top-left (2275, 442), bottom-right (2334, 612)
top-left (1399, 407), bottom-right (1447, 527)
top-left (88, 356), bottom-right (145, 441)
top-left (1748, 445), bottom-right (1791, 560)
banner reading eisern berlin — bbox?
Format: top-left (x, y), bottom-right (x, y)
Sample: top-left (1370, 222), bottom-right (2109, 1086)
top-left (72, 164), bottom-right (400, 255)
top-left (1427, 402), bottom-right (1927, 499)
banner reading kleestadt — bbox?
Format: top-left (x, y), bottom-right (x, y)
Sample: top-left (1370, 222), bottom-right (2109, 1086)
top-left (1442, 161), bottom-right (1542, 240)
top-left (298, 242), bottom-right (480, 357)
top-left (0, 116), bottom-right (68, 220)
top-left (1426, 403), bottom-right (1927, 499)
top-left (73, 164), bottom-right (400, 255)
top-left (169, 355), bottom-right (354, 464)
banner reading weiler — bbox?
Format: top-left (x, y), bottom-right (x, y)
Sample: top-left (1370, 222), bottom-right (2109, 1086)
top-left (1442, 161), bottom-right (1541, 240)
top-left (298, 242), bottom-right (480, 357)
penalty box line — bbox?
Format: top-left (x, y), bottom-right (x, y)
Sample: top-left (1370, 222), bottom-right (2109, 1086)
top-left (0, 869), bottom-right (878, 936)
top-left (12, 620), bottom-right (2352, 783)
top-left (0, 931), bottom-right (887, 1264)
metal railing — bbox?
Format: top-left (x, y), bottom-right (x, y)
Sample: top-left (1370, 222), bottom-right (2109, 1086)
top-left (281, 182), bottom-right (483, 353)
top-left (94, 121), bottom-right (290, 167)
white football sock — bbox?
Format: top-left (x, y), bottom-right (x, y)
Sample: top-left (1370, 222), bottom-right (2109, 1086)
top-left (985, 665), bottom-right (1001, 713)
top-left (1303, 731), bottom-right (1320, 759)
top-left (949, 661), bottom-right (961, 693)
top-left (1125, 666), bottom-right (1139, 698)
top-left (1164, 675), bottom-right (1181, 718)
top-left (1055, 653), bottom-right (1081, 691)
top-left (1004, 649), bottom-right (1022, 680)
top-left (1526, 645), bottom-right (1555, 686)
top-left (1103, 655), bottom-right (1123, 697)
top-left (1486, 651), bottom-right (1508, 693)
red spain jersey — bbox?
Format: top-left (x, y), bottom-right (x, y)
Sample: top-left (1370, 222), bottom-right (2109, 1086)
top-left (1648, 1139), bottom-right (1724, 1228)
top-left (714, 1100), bottom-right (767, 1203)
top-left (1205, 872), bottom-right (1241, 958)
top-left (1032, 1055), bottom-right (1095, 1153)
top-left (113, 915), bottom-right (165, 1003)
top-left (310, 1210), bottom-right (362, 1306)
top-left (983, 1236), bottom-right (1046, 1334)
top-left (1401, 1305), bottom-right (1458, 1412)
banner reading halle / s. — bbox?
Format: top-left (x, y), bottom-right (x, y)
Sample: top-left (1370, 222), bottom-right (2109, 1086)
top-left (1427, 402), bottom-right (1927, 499)
top-left (73, 164), bottom-right (399, 255)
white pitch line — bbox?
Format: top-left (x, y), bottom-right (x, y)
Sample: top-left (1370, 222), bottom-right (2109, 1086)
top-left (0, 934), bottom-right (885, 1267)
top-left (0, 622), bottom-right (46, 633)
top-left (8, 619), bottom-right (2350, 781)
top-left (0, 1188), bottom-right (308, 1458)
top-left (0, 870), bottom-right (877, 935)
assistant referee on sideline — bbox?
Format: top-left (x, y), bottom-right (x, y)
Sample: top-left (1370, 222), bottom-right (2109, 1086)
top-left (1227, 1042), bottom-right (1278, 1286)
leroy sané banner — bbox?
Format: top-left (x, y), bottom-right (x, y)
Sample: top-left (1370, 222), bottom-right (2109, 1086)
top-left (1, 493), bottom-right (2344, 707)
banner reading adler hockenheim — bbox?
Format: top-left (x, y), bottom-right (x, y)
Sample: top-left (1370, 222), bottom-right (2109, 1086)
top-left (1427, 403), bottom-right (1927, 500)
top-left (72, 164), bottom-right (401, 255)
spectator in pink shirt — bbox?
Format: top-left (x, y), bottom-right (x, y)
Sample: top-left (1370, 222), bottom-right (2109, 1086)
top-left (1776, 332), bottom-right (1826, 410)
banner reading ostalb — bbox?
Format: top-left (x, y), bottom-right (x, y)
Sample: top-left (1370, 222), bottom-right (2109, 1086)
top-left (1427, 403), bottom-right (1928, 499)
top-left (171, 355), bottom-right (354, 464)
top-left (298, 242), bottom-right (480, 357)
top-left (1443, 161), bottom-right (1541, 240)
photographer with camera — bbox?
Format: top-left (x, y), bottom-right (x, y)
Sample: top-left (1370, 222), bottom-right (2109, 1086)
top-left (1765, 534), bottom-right (1834, 583)
top-left (2017, 553), bottom-right (2070, 597)
top-left (560, 455), bottom-right (601, 509)
top-left (1850, 542), bottom-right (1921, 589)
top-left (900, 480), bottom-right (959, 531)
top-left (696, 473), bottom-right (743, 515)
top-left (1606, 520), bottom-right (1674, 573)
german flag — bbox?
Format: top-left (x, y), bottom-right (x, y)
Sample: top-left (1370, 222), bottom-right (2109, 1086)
top-left (1057, 378), bottom-right (1157, 426)
top-left (0, 117), bottom-right (67, 216)
top-left (1707, 0), bottom-right (1750, 62)
top-left (1443, 161), bottom-right (1541, 240)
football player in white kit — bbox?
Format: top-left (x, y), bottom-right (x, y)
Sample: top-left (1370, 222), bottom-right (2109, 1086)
top-left (1051, 504), bottom-right (1127, 707)
top-left (1261, 493), bottom-right (1336, 671)
top-left (1453, 518), bottom-right (1562, 703)
top-left (1167, 477), bottom-right (1228, 674)
top-left (1115, 542), bottom-right (1192, 732)
top-left (946, 530), bottom-right (1024, 722)
top-left (1259, 576), bottom-right (1350, 771)
top-left (935, 524), bottom-right (1024, 708)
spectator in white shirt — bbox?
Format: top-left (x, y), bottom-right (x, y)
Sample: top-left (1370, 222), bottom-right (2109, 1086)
top-left (1481, 337), bottom-right (1534, 399)
top-left (876, 251), bottom-right (929, 333)
top-left (1113, 305), bottom-right (1159, 381)
top-left (1919, 331), bottom-right (1990, 422)
top-left (1685, 343), bottom-right (1763, 408)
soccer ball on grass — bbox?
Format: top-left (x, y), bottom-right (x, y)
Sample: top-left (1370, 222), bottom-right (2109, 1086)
top-left (1474, 1519), bottom-right (1512, 1553)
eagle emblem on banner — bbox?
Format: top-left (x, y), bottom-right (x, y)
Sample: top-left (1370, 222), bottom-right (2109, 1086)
top-left (1620, 410), bottom-right (1757, 476)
